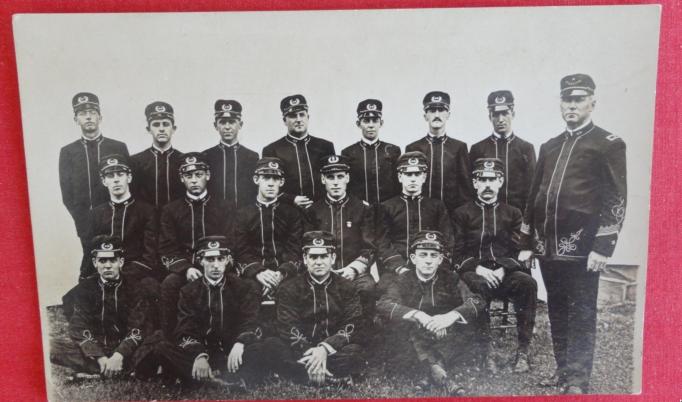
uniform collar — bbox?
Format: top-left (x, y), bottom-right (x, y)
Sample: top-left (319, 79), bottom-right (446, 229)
top-left (475, 198), bottom-right (499, 208)
top-left (426, 133), bottom-right (448, 143)
top-left (401, 192), bottom-right (423, 201)
top-left (286, 133), bottom-right (310, 143)
top-left (220, 141), bottom-right (240, 149)
top-left (307, 273), bottom-right (332, 286)
top-left (326, 194), bottom-right (348, 206)
top-left (151, 144), bottom-right (173, 154)
top-left (204, 276), bottom-right (225, 287)
top-left (415, 270), bottom-right (437, 283)
top-left (565, 120), bottom-right (594, 138)
top-left (81, 133), bottom-right (103, 143)
top-left (360, 137), bottom-right (380, 147)
top-left (186, 190), bottom-right (208, 202)
top-left (99, 276), bottom-right (122, 287)
top-left (110, 194), bottom-right (133, 205)
top-left (256, 197), bottom-right (278, 208)
top-left (491, 131), bottom-right (514, 141)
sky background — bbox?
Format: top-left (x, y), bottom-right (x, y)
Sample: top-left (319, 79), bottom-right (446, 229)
top-left (14, 7), bottom-right (659, 309)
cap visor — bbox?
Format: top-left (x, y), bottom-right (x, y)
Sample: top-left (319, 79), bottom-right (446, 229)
top-left (561, 88), bottom-right (592, 97)
top-left (202, 250), bottom-right (224, 257)
top-left (400, 166), bottom-right (426, 173)
top-left (491, 105), bottom-right (511, 112)
top-left (93, 251), bottom-right (116, 258)
top-left (304, 247), bottom-right (333, 254)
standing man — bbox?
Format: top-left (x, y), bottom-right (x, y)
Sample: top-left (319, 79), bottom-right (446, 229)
top-left (59, 92), bottom-right (130, 279)
top-left (469, 91), bottom-right (536, 211)
top-left (377, 151), bottom-right (454, 278)
top-left (262, 94), bottom-right (335, 208)
top-left (406, 91), bottom-right (473, 214)
top-left (304, 155), bottom-right (377, 321)
top-left (203, 99), bottom-right (259, 209)
top-left (235, 157), bottom-right (304, 296)
top-left (518, 74), bottom-right (627, 394)
top-left (246, 231), bottom-right (364, 386)
top-left (158, 153), bottom-right (233, 337)
top-left (341, 99), bottom-right (401, 205)
top-left (452, 158), bottom-right (537, 374)
top-left (130, 101), bottom-right (185, 210)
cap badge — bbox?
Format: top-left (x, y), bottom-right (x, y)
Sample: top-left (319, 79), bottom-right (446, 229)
top-left (101, 243), bottom-right (113, 251)
top-left (425, 233), bottom-right (437, 241)
top-left (328, 156), bottom-right (339, 163)
top-left (495, 96), bottom-right (506, 104)
top-left (186, 156), bottom-right (197, 164)
top-left (367, 104), bottom-right (377, 111)
top-left (222, 103), bottom-right (232, 111)
top-left (78, 95), bottom-right (89, 103)
top-left (107, 158), bottom-right (118, 166)
top-left (431, 95), bottom-right (442, 103)
top-left (566, 76), bottom-right (580, 85)
top-left (484, 161), bottom-right (495, 169)
top-left (155, 105), bottom-right (166, 113)
top-left (408, 157), bottom-right (419, 166)
top-left (208, 241), bottom-right (219, 249)
top-left (312, 238), bottom-right (324, 246)
top-left (268, 161), bottom-right (279, 169)
top-left (289, 98), bottom-right (300, 106)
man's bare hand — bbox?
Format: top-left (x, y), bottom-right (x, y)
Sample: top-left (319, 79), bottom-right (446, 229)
top-left (298, 346), bottom-right (331, 384)
top-left (97, 356), bottom-right (108, 374)
top-left (256, 269), bottom-right (281, 289)
top-left (227, 342), bottom-right (244, 373)
top-left (475, 265), bottom-right (500, 288)
top-left (294, 196), bottom-right (314, 208)
top-left (492, 267), bottom-right (505, 283)
top-left (192, 356), bottom-right (212, 381)
top-left (412, 311), bottom-right (433, 328)
top-left (425, 311), bottom-right (460, 333)
top-left (186, 267), bottom-right (203, 282)
top-left (102, 352), bottom-right (123, 378)
top-left (587, 250), bottom-right (608, 272)
top-left (335, 266), bottom-right (357, 281)
top-left (518, 250), bottom-right (533, 262)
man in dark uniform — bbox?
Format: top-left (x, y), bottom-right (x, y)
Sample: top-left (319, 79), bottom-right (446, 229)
top-left (406, 91), bottom-right (473, 214)
top-left (246, 231), bottom-right (364, 385)
top-left (518, 74), bottom-right (627, 394)
top-left (452, 158), bottom-right (537, 374)
top-left (158, 153), bottom-right (233, 337)
top-left (377, 151), bottom-right (454, 278)
top-left (376, 230), bottom-right (482, 395)
top-left (469, 91), bottom-right (537, 211)
top-left (59, 92), bottom-right (130, 280)
top-left (155, 236), bottom-right (264, 385)
top-left (304, 154), bottom-right (377, 321)
top-left (341, 99), bottom-right (401, 205)
top-left (130, 101), bottom-right (185, 210)
top-left (262, 94), bottom-right (335, 208)
top-left (235, 157), bottom-right (304, 296)
top-left (51, 235), bottom-right (157, 379)
top-left (203, 99), bottom-right (259, 209)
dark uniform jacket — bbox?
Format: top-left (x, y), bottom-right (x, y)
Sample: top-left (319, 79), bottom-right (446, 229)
top-left (405, 135), bottom-right (473, 213)
top-left (59, 136), bottom-right (130, 237)
top-left (520, 122), bottom-right (627, 260)
top-left (452, 200), bottom-right (525, 273)
top-left (341, 140), bottom-right (401, 205)
top-left (235, 200), bottom-right (304, 278)
top-left (376, 268), bottom-right (482, 323)
top-left (262, 135), bottom-right (335, 203)
top-left (130, 147), bottom-right (185, 209)
top-left (469, 133), bottom-right (537, 211)
top-left (203, 143), bottom-right (259, 209)
top-left (276, 273), bottom-right (363, 351)
top-left (158, 194), bottom-right (234, 275)
top-left (377, 194), bottom-right (454, 274)
top-left (87, 197), bottom-right (159, 277)
top-left (68, 276), bottom-right (148, 360)
top-left (304, 195), bottom-right (376, 272)
top-left (174, 274), bottom-right (262, 358)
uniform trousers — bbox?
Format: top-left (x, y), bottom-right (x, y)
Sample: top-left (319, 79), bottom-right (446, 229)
top-left (159, 273), bottom-right (186, 337)
top-left (353, 273), bottom-right (377, 324)
top-left (540, 260), bottom-right (600, 391)
top-left (461, 270), bottom-right (537, 349)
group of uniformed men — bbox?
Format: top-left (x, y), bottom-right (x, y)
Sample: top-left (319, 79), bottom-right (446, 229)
top-left (51, 73), bottom-right (627, 395)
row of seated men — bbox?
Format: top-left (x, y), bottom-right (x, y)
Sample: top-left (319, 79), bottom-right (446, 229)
top-left (53, 150), bottom-right (537, 395)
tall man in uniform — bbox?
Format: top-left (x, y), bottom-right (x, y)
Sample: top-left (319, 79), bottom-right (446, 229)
top-left (452, 158), bottom-right (537, 373)
top-left (158, 153), bottom-right (233, 337)
top-left (155, 236), bottom-right (264, 385)
top-left (341, 99), bottom-right (401, 205)
top-left (50, 235), bottom-right (157, 379)
top-left (59, 92), bottom-right (130, 280)
top-left (406, 91), bottom-right (473, 214)
top-left (203, 99), bottom-right (259, 209)
top-left (469, 91), bottom-right (537, 211)
top-left (377, 151), bottom-right (454, 278)
top-left (130, 101), bottom-right (185, 210)
top-left (376, 230), bottom-right (482, 395)
top-left (262, 94), bottom-right (335, 208)
top-left (246, 231), bottom-right (364, 385)
top-left (304, 155), bottom-right (377, 321)
top-left (518, 74), bottom-right (627, 394)
top-left (235, 157), bottom-right (304, 297)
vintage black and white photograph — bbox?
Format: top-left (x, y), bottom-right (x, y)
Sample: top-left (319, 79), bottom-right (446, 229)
top-left (13, 5), bottom-right (659, 400)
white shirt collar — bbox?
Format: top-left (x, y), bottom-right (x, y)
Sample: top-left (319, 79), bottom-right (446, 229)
top-left (427, 132), bottom-right (447, 139)
top-left (361, 137), bottom-right (379, 146)
top-left (82, 132), bottom-right (102, 142)
top-left (221, 140), bottom-right (239, 148)
top-left (257, 196), bottom-right (278, 207)
top-left (152, 143), bottom-right (173, 153)
top-left (415, 270), bottom-right (436, 283)
top-left (309, 273), bottom-right (331, 284)
top-left (205, 276), bottom-right (223, 286)
top-left (186, 190), bottom-right (208, 201)
top-left (287, 132), bottom-right (309, 141)
top-left (110, 193), bottom-right (132, 204)
top-left (492, 131), bottom-right (513, 139)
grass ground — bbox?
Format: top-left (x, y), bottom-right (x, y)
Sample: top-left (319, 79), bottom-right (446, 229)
top-left (46, 301), bottom-right (635, 400)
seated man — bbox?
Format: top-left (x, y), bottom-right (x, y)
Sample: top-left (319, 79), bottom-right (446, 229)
top-left (247, 231), bottom-right (364, 385)
top-left (376, 230), bottom-right (482, 396)
top-left (452, 158), bottom-right (537, 373)
top-left (235, 157), bottom-right (303, 297)
top-left (155, 236), bottom-right (264, 385)
top-left (304, 155), bottom-right (377, 322)
top-left (158, 152), bottom-right (233, 336)
top-left (51, 235), bottom-right (157, 379)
